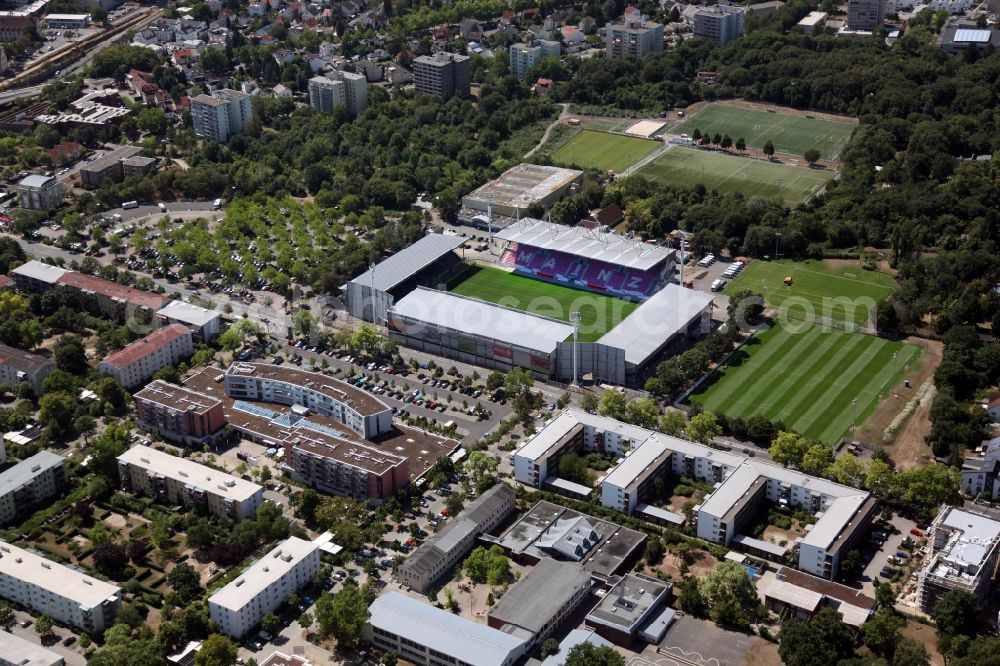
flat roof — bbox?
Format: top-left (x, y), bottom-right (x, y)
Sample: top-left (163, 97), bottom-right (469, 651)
top-left (349, 233), bottom-right (465, 292)
top-left (516, 409), bottom-right (650, 463)
top-left (389, 287), bottom-right (574, 354)
top-left (18, 175), bottom-right (55, 188)
top-left (0, 541), bottom-right (119, 608)
top-left (80, 144), bottom-right (143, 174)
top-left (192, 94), bottom-right (225, 106)
top-left (464, 164), bottom-right (583, 211)
top-left (226, 362), bottom-right (389, 417)
top-left (0, 627), bottom-right (66, 666)
top-left (732, 533), bottom-right (787, 557)
top-left (495, 218), bottom-right (676, 272)
top-left (488, 560), bottom-right (591, 634)
top-left (636, 504), bottom-right (684, 525)
top-left (586, 574), bottom-right (670, 632)
top-left (0, 451), bottom-right (63, 494)
top-left (368, 592), bottom-right (525, 666)
top-left (134, 380), bottom-right (223, 415)
top-left (936, 506), bottom-right (1000, 568)
top-left (118, 444), bottom-right (262, 502)
top-left (157, 300), bottom-right (223, 327)
top-left (209, 537), bottom-right (318, 612)
top-left (798, 10), bottom-right (827, 25)
top-left (44, 13), bottom-right (89, 19)
top-left (954, 28), bottom-right (992, 43)
top-left (12, 260), bottom-right (69, 284)
top-left (597, 284), bottom-right (714, 366)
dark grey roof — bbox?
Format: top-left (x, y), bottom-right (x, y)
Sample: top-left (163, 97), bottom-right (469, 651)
top-left (349, 234), bottom-right (465, 292)
top-left (488, 560), bottom-right (591, 633)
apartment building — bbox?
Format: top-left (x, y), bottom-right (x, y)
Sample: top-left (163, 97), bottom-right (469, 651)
top-left (0, 631), bottom-right (65, 666)
top-left (917, 506), bottom-right (1000, 610)
top-left (78, 145), bottom-right (143, 189)
top-left (366, 592), bottom-right (527, 666)
top-left (308, 71), bottom-right (368, 117)
top-left (118, 444), bottom-right (264, 520)
top-left (0, 343), bottom-right (54, 397)
top-left (17, 175), bottom-right (62, 211)
top-left (509, 40), bottom-right (561, 80)
top-left (98, 324), bottom-right (194, 389)
top-left (223, 362), bottom-right (393, 439)
top-left (692, 5), bottom-right (747, 45)
top-left (847, 0), bottom-right (885, 30)
top-left (0, 541), bottom-right (120, 633)
top-left (192, 89), bottom-right (252, 142)
top-left (208, 537), bottom-right (320, 638)
top-left (53, 271), bottom-right (171, 324)
top-left (398, 484), bottom-right (515, 592)
top-left (133, 380), bottom-right (226, 446)
top-left (11, 260), bottom-right (67, 293)
top-left (604, 15), bottom-right (664, 59)
top-left (155, 301), bottom-right (223, 342)
top-left (0, 452), bottom-right (65, 525)
top-left (487, 560), bottom-right (591, 651)
top-left (413, 52), bottom-right (470, 98)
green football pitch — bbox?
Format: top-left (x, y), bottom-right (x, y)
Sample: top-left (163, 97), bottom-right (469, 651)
top-left (672, 104), bottom-right (856, 160)
top-left (636, 146), bottom-right (833, 205)
top-left (449, 265), bottom-right (639, 342)
top-left (690, 324), bottom-right (921, 444)
top-left (724, 260), bottom-right (894, 326)
top-left (550, 130), bottom-right (662, 173)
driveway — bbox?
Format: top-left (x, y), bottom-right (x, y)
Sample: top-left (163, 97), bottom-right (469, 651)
top-left (8, 611), bottom-right (86, 666)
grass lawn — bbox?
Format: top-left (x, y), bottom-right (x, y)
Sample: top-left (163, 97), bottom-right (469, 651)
top-left (584, 118), bottom-right (638, 133)
top-left (690, 324), bottom-right (921, 444)
top-left (673, 104), bottom-right (856, 160)
top-left (724, 260), bottom-right (894, 326)
top-left (551, 130), bottom-right (661, 172)
top-left (636, 146), bottom-right (833, 205)
top-left (449, 265), bottom-right (638, 342)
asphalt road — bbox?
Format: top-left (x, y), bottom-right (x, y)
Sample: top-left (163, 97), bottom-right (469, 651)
top-left (0, 85), bottom-right (45, 106)
top-left (103, 200), bottom-right (219, 222)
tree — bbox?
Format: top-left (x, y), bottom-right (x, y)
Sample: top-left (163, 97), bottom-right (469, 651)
top-left (0, 603), bottom-right (13, 631)
top-left (861, 608), bottom-right (904, 658)
top-left (298, 612), bottom-right (313, 631)
top-left (736, 137), bottom-right (746, 153)
top-left (463, 546), bottom-right (509, 585)
top-left (296, 488), bottom-right (321, 524)
top-left (699, 561), bottom-right (759, 627)
top-left (828, 453), bottom-right (866, 487)
top-left (219, 319), bottom-right (264, 351)
top-left (349, 323), bottom-right (384, 358)
top-left (770, 431), bottom-right (810, 468)
top-left (866, 457), bottom-right (893, 497)
top-left (801, 443), bottom-right (834, 476)
top-left (678, 576), bottom-right (706, 615)
top-left (93, 542), bottom-right (128, 578)
top-left (445, 492), bottom-right (464, 517)
top-left (658, 411), bottom-right (686, 436)
top-left (200, 48), bottom-right (228, 74)
top-left (625, 397), bottom-right (661, 428)
top-left (557, 452), bottom-right (593, 485)
top-left (686, 412), bottom-right (721, 444)
top-left (54, 335), bottom-right (88, 375)
top-left (39, 391), bottom-right (76, 437)
top-left (931, 589), bottom-right (978, 637)
top-left (564, 643), bottom-right (624, 666)
top-left (260, 612), bottom-right (281, 636)
top-left (166, 563), bottom-right (201, 600)
top-left (18, 319), bottom-right (42, 351)
top-left (580, 393), bottom-right (599, 414)
top-left (892, 637), bottom-right (930, 666)
top-left (541, 638), bottom-right (561, 659)
top-left (315, 580), bottom-right (370, 648)
top-left (34, 615), bottom-right (53, 638)
top-left (763, 140), bottom-right (775, 158)
top-left (74, 415), bottom-right (97, 443)
top-left (778, 607), bottom-right (855, 666)
top-left (804, 148), bottom-right (821, 165)
top-left (195, 634), bottom-right (237, 666)
top-left (598, 390), bottom-right (628, 420)
top-left (137, 108), bottom-right (168, 135)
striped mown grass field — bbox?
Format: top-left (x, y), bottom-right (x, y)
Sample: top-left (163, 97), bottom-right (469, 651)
top-left (690, 324), bottom-right (921, 444)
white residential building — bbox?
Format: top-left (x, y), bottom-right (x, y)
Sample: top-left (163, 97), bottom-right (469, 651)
top-left (209, 537), bottom-right (320, 638)
top-left (308, 71), bottom-right (368, 117)
top-left (156, 301), bottom-right (223, 341)
top-left (604, 15), bottom-right (664, 59)
top-left (17, 175), bottom-right (62, 211)
top-left (692, 5), bottom-right (747, 45)
top-left (509, 40), bottom-right (561, 80)
top-left (0, 542), bottom-right (120, 633)
top-left (118, 444), bottom-right (264, 520)
top-left (917, 506), bottom-right (1000, 610)
top-left (0, 452), bottom-right (65, 525)
top-left (191, 88), bottom-right (252, 142)
top-left (98, 323), bottom-right (194, 389)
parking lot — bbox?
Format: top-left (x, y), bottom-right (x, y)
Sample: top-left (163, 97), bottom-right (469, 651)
top-left (8, 610), bottom-right (86, 666)
top-left (860, 512), bottom-right (921, 597)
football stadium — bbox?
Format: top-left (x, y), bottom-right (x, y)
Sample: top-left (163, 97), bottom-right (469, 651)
top-left (347, 218), bottom-right (715, 386)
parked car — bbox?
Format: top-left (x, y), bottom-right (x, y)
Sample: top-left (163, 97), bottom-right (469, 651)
top-left (910, 527), bottom-right (924, 537)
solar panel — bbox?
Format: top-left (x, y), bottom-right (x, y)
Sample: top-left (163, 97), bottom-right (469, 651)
top-left (955, 28), bottom-right (991, 43)
top-left (273, 413), bottom-right (304, 427)
top-left (233, 401), bottom-right (278, 419)
top-left (300, 420), bottom-right (351, 440)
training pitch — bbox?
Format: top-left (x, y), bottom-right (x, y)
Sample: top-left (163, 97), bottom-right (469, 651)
top-left (551, 130), bottom-right (661, 173)
top-left (449, 265), bottom-right (639, 342)
top-left (636, 146), bottom-right (833, 205)
top-left (673, 104), bottom-right (856, 160)
top-left (724, 260), bottom-right (894, 326)
top-left (690, 324), bottom-right (921, 444)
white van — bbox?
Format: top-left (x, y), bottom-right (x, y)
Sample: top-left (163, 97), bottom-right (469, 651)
top-left (121, 200), bottom-right (138, 210)
top-left (158, 202), bottom-right (166, 212)
top-left (212, 198), bottom-right (222, 210)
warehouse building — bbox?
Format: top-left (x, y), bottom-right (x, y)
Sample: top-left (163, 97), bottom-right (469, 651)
top-left (366, 592), bottom-right (527, 666)
top-left (461, 164), bottom-right (584, 221)
top-left (118, 444), bottom-right (264, 520)
top-left (0, 451), bottom-right (65, 525)
top-left (345, 233), bottom-right (464, 323)
top-left (0, 541), bottom-right (120, 633)
top-left (487, 560), bottom-right (592, 651)
top-left (209, 537), bottom-right (320, 638)
top-left (916, 505), bottom-right (1000, 611)
top-left (133, 380), bottom-right (226, 446)
top-left (397, 484), bottom-right (515, 593)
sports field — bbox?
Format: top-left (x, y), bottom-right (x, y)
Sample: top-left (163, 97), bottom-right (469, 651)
top-left (690, 324), bottom-right (921, 444)
top-left (724, 260), bottom-right (894, 326)
top-left (636, 146), bottom-right (833, 205)
top-left (673, 104), bottom-right (856, 160)
top-left (551, 130), bottom-right (661, 172)
top-left (449, 265), bottom-right (638, 342)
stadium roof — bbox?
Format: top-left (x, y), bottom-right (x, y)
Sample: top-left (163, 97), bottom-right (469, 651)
top-left (495, 218), bottom-right (676, 271)
top-left (597, 284), bottom-right (714, 366)
top-left (349, 234), bottom-right (465, 292)
top-left (389, 287), bottom-right (574, 353)
top-left (368, 592), bottom-right (526, 666)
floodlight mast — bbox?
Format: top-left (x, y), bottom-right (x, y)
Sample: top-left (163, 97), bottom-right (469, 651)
top-left (570, 311), bottom-right (581, 386)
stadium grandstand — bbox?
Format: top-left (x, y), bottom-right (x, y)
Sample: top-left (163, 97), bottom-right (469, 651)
top-left (495, 219), bottom-right (676, 300)
top-left (460, 164), bottom-right (584, 227)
